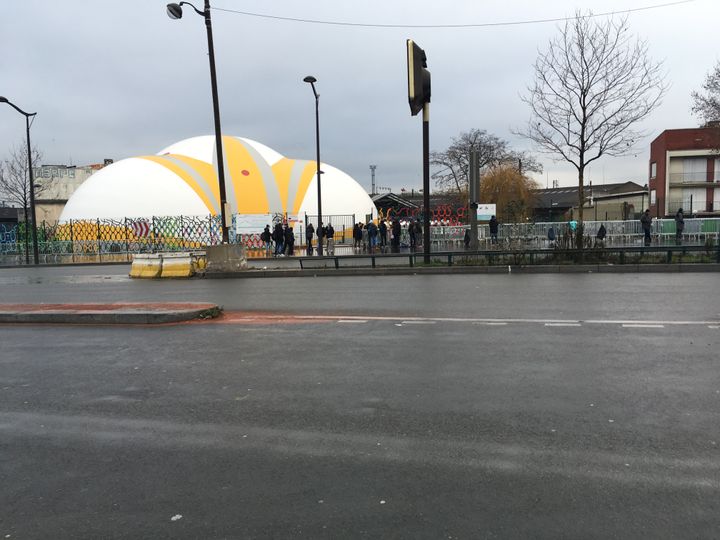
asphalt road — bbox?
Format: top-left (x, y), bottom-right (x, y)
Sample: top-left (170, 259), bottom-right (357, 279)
top-left (1, 265), bottom-right (719, 538)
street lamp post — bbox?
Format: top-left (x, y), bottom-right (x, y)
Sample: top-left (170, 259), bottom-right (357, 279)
top-left (167, 0), bottom-right (229, 244)
top-left (303, 75), bottom-right (322, 256)
top-left (1, 96), bottom-right (39, 265)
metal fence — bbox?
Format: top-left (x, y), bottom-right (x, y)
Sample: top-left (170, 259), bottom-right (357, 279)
top-left (1, 216), bottom-right (719, 265)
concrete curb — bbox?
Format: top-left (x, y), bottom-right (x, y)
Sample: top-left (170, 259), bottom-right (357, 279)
top-left (0, 302), bottom-right (222, 325)
top-left (202, 263), bottom-right (720, 279)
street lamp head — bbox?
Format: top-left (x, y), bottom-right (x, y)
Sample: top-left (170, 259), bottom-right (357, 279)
top-left (303, 76), bottom-right (317, 84)
top-left (167, 3), bottom-right (183, 19)
top-left (0, 96), bottom-right (8, 103)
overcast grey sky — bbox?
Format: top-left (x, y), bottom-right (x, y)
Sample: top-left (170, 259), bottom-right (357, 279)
top-left (1, 0), bottom-right (717, 193)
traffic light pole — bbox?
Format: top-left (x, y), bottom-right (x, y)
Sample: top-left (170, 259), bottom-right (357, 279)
top-left (422, 103), bottom-right (430, 264)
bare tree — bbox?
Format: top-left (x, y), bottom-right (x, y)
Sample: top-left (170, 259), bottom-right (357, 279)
top-left (691, 60), bottom-right (720, 124)
top-left (517, 12), bottom-right (667, 223)
top-left (0, 141), bottom-right (45, 225)
top-left (431, 128), bottom-right (541, 197)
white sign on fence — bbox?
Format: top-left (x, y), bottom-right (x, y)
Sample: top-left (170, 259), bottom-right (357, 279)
top-left (477, 204), bottom-right (496, 221)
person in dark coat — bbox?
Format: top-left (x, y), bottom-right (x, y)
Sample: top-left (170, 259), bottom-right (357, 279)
top-left (272, 223), bottom-right (284, 256)
top-left (353, 223), bottom-right (363, 251)
top-left (675, 208), bottom-right (685, 245)
top-left (489, 215), bottom-right (499, 244)
top-left (326, 223), bottom-right (335, 255)
top-left (464, 229), bottom-right (471, 249)
top-left (391, 219), bottom-right (401, 253)
top-left (284, 224), bottom-right (295, 256)
top-left (595, 223), bottom-right (607, 248)
top-left (305, 222), bottom-right (315, 256)
top-left (640, 209), bottom-right (652, 246)
top-left (379, 220), bottom-right (388, 251)
top-left (409, 220), bottom-right (417, 250)
top-left (316, 222), bottom-right (324, 256)
top-left (261, 225), bottom-right (271, 256)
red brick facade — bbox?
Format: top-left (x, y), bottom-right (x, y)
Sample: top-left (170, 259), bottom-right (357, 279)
top-left (648, 126), bottom-right (720, 217)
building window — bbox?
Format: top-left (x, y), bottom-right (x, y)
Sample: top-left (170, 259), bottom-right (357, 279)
top-left (650, 162), bottom-right (657, 179)
top-left (715, 158), bottom-right (719, 182)
top-left (650, 189), bottom-right (656, 205)
top-left (683, 158), bottom-right (706, 182)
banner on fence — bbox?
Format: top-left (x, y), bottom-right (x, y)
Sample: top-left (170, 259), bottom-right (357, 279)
top-left (477, 204), bottom-right (496, 221)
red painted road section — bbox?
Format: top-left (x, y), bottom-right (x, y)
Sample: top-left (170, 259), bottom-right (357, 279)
top-left (189, 311), bottom-right (333, 325)
top-left (0, 302), bottom-right (216, 313)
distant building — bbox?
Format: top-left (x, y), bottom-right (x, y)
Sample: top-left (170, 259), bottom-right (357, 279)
top-left (33, 162), bottom-right (110, 223)
top-left (0, 205), bottom-right (19, 227)
top-left (533, 181), bottom-right (648, 222)
top-left (648, 124), bottom-right (720, 217)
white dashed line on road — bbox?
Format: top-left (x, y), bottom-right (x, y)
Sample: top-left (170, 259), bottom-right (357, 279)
top-left (708, 325), bottom-right (719, 329)
top-left (622, 324), bottom-right (665, 329)
top-left (338, 320), bottom-right (367, 324)
top-left (473, 322), bottom-right (508, 326)
top-left (401, 320), bottom-right (437, 325)
top-left (544, 323), bottom-right (582, 327)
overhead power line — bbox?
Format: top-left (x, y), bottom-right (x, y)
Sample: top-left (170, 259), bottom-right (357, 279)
top-left (212, 0), bottom-right (696, 29)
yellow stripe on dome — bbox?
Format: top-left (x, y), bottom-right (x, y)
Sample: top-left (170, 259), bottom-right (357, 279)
top-left (140, 155), bottom-right (220, 214)
top-left (291, 161), bottom-right (319, 214)
top-left (272, 158), bottom-right (294, 210)
top-left (223, 137), bottom-right (269, 213)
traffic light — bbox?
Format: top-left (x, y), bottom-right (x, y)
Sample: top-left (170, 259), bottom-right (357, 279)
top-left (407, 39), bottom-right (431, 116)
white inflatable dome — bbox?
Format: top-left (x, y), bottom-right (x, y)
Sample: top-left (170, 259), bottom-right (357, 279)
top-left (60, 136), bottom-right (375, 222)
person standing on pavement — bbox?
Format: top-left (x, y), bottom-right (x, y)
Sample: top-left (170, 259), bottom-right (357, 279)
top-left (413, 220), bottom-right (423, 249)
top-left (305, 222), bottom-right (315, 256)
top-left (391, 218), bottom-right (401, 253)
top-left (640, 209), bottom-right (652, 246)
top-left (353, 223), bottom-right (362, 251)
top-left (595, 223), bottom-right (607, 248)
top-left (408, 220), bottom-right (417, 250)
top-left (261, 225), bottom-right (272, 257)
top-left (675, 208), bottom-right (685, 245)
top-left (317, 222), bottom-right (324, 256)
top-left (367, 220), bottom-right (378, 253)
top-left (489, 215), bottom-right (499, 245)
top-left (379, 220), bottom-right (388, 252)
top-left (284, 224), bottom-right (295, 256)
top-left (326, 223), bottom-right (335, 255)
top-left (464, 228), bottom-right (471, 250)
top-left (272, 222), bottom-right (284, 256)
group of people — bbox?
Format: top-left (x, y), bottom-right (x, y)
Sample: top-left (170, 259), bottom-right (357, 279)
top-left (260, 221), bottom-right (336, 257)
top-left (352, 218), bottom-right (423, 253)
top-left (305, 222), bottom-right (335, 256)
top-left (641, 207), bottom-right (685, 246)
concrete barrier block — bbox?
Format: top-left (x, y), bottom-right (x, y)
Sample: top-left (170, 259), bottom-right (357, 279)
top-left (160, 253), bottom-right (195, 278)
top-left (206, 244), bottom-right (247, 273)
top-left (129, 254), bottom-right (162, 279)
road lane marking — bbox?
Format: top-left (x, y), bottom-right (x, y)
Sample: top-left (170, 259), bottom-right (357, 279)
top-left (213, 312), bottom-right (720, 328)
top-left (622, 324), bottom-right (665, 329)
top-left (338, 320), bottom-right (367, 324)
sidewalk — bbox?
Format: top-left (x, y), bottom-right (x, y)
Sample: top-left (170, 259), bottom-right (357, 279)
top-left (0, 302), bottom-right (221, 325)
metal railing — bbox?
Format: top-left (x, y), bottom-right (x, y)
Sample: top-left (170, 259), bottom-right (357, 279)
top-left (1, 216), bottom-right (719, 265)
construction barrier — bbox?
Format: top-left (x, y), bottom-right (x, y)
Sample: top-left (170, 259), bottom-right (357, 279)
top-left (130, 252), bottom-right (207, 279)
top-left (129, 254), bottom-right (163, 279)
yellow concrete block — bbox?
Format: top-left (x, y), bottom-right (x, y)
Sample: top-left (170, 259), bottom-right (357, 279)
top-left (130, 255), bottom-right (162, 279)
top-left (160, 254), bottom-right (195, 278)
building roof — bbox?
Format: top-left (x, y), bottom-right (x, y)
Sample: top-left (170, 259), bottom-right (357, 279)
top-left (534, 181), bottom-right (646, 208)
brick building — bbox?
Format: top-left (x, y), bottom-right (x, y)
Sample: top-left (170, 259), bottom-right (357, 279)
top-left (648, 124), bottom-right (720, 217)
